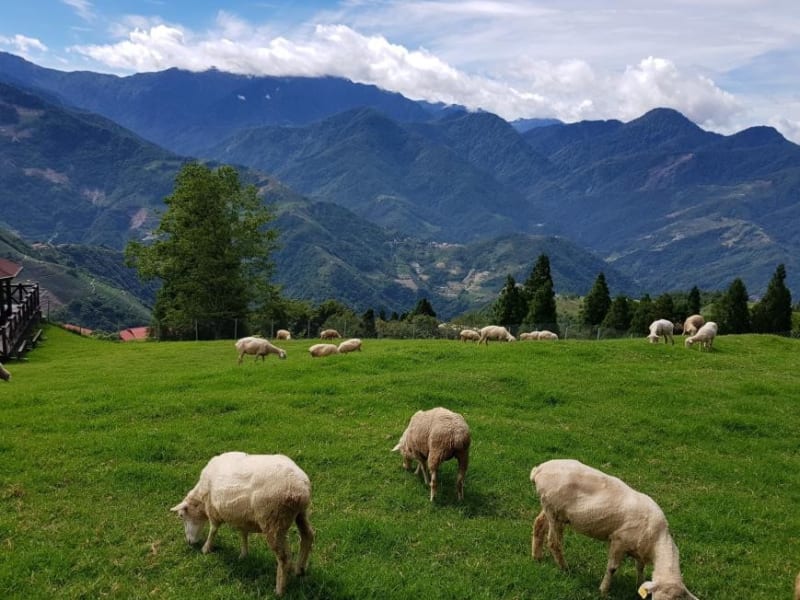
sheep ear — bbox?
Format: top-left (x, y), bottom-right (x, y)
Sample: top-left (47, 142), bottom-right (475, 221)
top-left (638, 581), bottom-right (655, 598)
top-left (170, 501), bottom-right (187, 513)
top-left (391, 443), bottom-right (401, 452)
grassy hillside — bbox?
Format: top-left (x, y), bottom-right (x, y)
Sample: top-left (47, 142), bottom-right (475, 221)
top-left (1, 328), bottom-right (799, 598)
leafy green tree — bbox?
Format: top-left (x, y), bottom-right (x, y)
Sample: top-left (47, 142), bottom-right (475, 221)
top-left (493, 275), bottom-right (527, 329)
top-left (716, 278), bottom-right (750, 334)
top-left (687, 286), bottom-right (702, 316)
top-left (602, 295), bottom-right (632, 332)
top-left (628, 294), bottom-right (654, 335)
top-left (410, 297), bottom-right (437, 318)
top-left (653, 293), bottom-right (675, 323)
top-left (751, 264), bottom-right (792, 334)
top-left (581, 272), bottom-right (611, 327)
top-left (125, 163), bottom-right (277, 339)
top-left (361, 308), bottom-right (377, 338)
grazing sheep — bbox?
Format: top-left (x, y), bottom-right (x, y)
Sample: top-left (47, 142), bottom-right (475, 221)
top-left (519, 331), bottom-right (540, 341)
top-left (459, 329), bottom-right (481, 342)
top-left (681, 315), bottom-right (705, 337)
top-left (685, 321), bottom-right (718, 352)
top-left (308, 343), bottom-right (339, 357)
top-left (235, 336), bottom-right (287, 364)
top-left (276, 329), bottom-right (292, 340)
top-left (478, 325), bottom-right (516, 344)
top-left (795, 571), bottom-right (800, 600)
top-left (647, 319), bottom-right (675, 345)
top-left (537, 330), bottom-right (559, 341)
top-left (0, 362), bottom-right (10, 382)
top-left (337, 338), bottom-right (362, 353)
top-left (171, 452), bottom-right (314, 597)
top-left (392, 407), bottom-right (471, 502)
top-left (319, 329), bottom-right (341, 340)
top-left (531, 459), bottom-right (698, 599)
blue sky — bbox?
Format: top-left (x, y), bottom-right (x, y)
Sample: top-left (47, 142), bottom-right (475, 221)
top-left (3, 1), bottom-right (800, 141)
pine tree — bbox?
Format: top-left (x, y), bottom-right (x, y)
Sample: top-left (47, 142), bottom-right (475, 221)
top-left (125, 163), bottom-right (277, 340)
top-left (524, 279), bottom-right (559, 334)
top-left (493, 275), bottom-right (527, 329)
top-left (361, 308), bottom-right (377, 338)
top-left (410, 297), bottom-right (437, 318)
top-left (523, 254), bottom-right (552, 301)
top-left (751, 264), bottom-right (792, 333)
top-left (602, 295), bottom-right (632, 332)
top-left (581, 272), bottom-right (611, 327)
top-left (687, 286), bottom-right (702, 316)
top-left (717, 278), bottom-right (750, 334)
top-left (628, 294), bottom-right (654, 335)
top-left (653, 293), bottom-right (675, 323)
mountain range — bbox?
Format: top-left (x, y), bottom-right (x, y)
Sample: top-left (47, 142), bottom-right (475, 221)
top-left (0, 51), bottom-right (797, 326)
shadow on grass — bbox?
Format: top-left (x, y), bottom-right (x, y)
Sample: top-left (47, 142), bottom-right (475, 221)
top-left (536, 555), bottom-right (648, 600)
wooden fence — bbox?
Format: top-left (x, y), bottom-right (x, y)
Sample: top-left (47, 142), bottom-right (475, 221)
top-left (0, 283), bottom-right (41, 359)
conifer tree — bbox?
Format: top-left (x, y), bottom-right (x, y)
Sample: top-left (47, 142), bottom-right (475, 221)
top-left (628, 294), bottom-right (654, 335)
top-left (717, 278), bottom-right (750, 334)
top-left (523, 254), bottom-right (552, 301)
top-left (751, 264), bottom-right (792, 334)
top-left (410, 297), bottom-right (437, 318)
top-left (493, 275), bottom-right (527, 329)
top-left (687, 286), bottom-right (702, 316)
top-left (581, 272), bottom-right (611, 327)
top-left (602, 295), bottom-right (632, 332)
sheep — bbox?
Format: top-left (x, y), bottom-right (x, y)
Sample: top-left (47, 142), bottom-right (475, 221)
top-left (308, 343), bottom-right (339, 357)
top-left (684, 321), bottom-right (718, 352)
top-left (319, 329), bottom-right (341, 340)
top-left (459, 329), bottom-right (481, 342)
top-left (235, 336), bottom-right (287, 364)
top-left (537, 330), bottom-right (559, 341)
top-left (795, 571), bottom-right (800, 600)
top-left (519, 331), bottom-right (540, 341)
top-left (531, 459), bottom-right (699, 599)
top-left (170, 452), bottom-right (314, 597)
top-left (0, 362), bottom-right (10, 382)
top-left (681, 315), bottom-right (704, 337)
top-left (337, 338), bottom-right (362, 353)
top-left (478, 325), bottom-right (516, 344)
top-left (392, 407), bottom-right (471, 502)
top-left (276, 329), bottom-right (292, 340)
top-left (647, 319), bottom-right (675, 345)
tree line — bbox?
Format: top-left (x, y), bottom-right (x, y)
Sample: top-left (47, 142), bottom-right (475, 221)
top-left (126, 163), bottom-right (796, 340)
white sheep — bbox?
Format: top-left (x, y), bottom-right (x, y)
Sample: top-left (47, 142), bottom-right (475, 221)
top-left (235, 336), bottom-right (287, 364)
top-left (170, 452), bottom-right (314, 597)
top-left (319, 329), bottom-right (341, 340)
top-left (795, 571), bottom-right (800, 600)
top-left (459, 329), bottom-right (481, 342)
top-left (0, 362), bottom-right (10, 382)
top-left (392, 407), bottom-right (471, 502)
top-left (684, 321), bottom-right (718, 352)
top-left (308, 343), bottom-right (339, 357)
top-left (276, 329), bottom-right (292, 340)
top-left (519, 331), bottom-right (540, 341)
top-left (681, 315), bottom-right (704, 337)
top-left (537, 330), bottom-right (559, 341)
top-left (337, 338), bottom-right (362, 353)
top-left (531, 459), bottom-right (699, 599)
top-left (478, 325), bottom-right (516, 344)
top-left (647, 319), bottom-right (675, 345)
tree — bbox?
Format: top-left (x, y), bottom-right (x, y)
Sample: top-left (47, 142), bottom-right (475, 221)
top-left (653, 293), bottom-right (675, 323)
top-left (602, 295), bottom-right (632, 333)
top-left (410, 297), bottom-right (437, 318)
top-left (522, 255), bottom-right (559, 334)
top-left (628, 294), bottom-right (654, 335)
top-left (751, 264), bottom-right (792, 334)
top-left (716, 278), bottom-right (750, 334)
top-left (581, 272), bottom-right (611, 327)
top-left (522, 254), bottom-right (552, 301)
top-left (126, 163), bottom-right (277, 339)
top-left (493, 275), bottom-right (527, 329)
top-left (687, 286), bottom-right (702, 316)
top-left (361, 308), bottom-right (377, 338)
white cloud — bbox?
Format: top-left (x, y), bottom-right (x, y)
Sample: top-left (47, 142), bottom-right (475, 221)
top-left (62, 0), bottom-right (95, 22)
top-left (0, 34), bottom-right (48, 56)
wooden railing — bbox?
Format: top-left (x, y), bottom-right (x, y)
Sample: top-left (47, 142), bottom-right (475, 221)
top-left (0, 283), bottom-right (41, 358)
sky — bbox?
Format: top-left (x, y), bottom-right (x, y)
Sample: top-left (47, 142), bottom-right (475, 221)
top-left (2, 1), bottom-right (800, 141)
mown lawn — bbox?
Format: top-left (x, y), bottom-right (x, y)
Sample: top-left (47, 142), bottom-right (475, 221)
top-left (1, 326), bottom-right (799, 599)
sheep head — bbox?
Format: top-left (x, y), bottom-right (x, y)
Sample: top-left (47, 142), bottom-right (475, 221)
top-left (170, 497), bottom-right (208, 544)
top-left (639, 581), bottom-right (699, 600)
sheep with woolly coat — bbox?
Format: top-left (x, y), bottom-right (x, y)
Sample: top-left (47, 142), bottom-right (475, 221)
top-left (478, 325), bottom-right (516, 344)
top-left (531, 459), bottom-right (699, 599)
top-left (0, 362), bottom-right (10, 382)
top-left (276, 329), bottom-right (292, 340)
top-left (171, 452), bottom-right (314, 597)
top-left (681, 315), bottom-right (704, 337)
top-left (337, 338), bottom-right (362, 353)
top-left (519, 331), bottom-right (540, 341)
top-left (309, 343), bottom-right (339, 357)
top-left (319, 329), bottom-right (341, 340)
top-left (647, 319), bottom-right (675, 345)
top-left (684, 321), bottom-right (718, 352)
top-left (235, 336), bottom-right (287, 364)
top-left (537, 330), bottom-right (559, 340)
top-left (459, 329), bottom-right (481, 342)
top-left (392, 407), bottom-right (471, 501)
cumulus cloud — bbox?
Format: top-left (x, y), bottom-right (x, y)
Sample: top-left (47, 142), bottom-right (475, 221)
top-left (0, 34), bottom-right (48, 56)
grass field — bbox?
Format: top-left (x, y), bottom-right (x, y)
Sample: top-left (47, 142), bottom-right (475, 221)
top-left (1, 326), bottom-right (799, 599)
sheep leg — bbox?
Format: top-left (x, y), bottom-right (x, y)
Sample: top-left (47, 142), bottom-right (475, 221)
top-left (532, 510), bottom-right (549, 559)
top-left (546, 517), bottom-right (567, 570)
top-left (415, 460), bottom-right (430, 485)
top-left (237, 351), bottom-right (245, 365)
top-left (202, 522), bottom-right (220, 554)
top-left (455, 449), bottom-right (469, 501)
top-left (294, 510), bottom-right (314, 576)
top-left (635, 557), bottom-right (645, 585)
top-left (427, 453), bottom-right (442, 502)
top-left (238, 530), bottom-right (249, 558)
top-left (265, 523), bottom-right (293, 597)
top-left (599, 539), bottom-right (626, 594)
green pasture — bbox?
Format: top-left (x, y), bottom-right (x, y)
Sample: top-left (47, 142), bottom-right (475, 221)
top-left (1, 327), bottom-right (799, 599)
